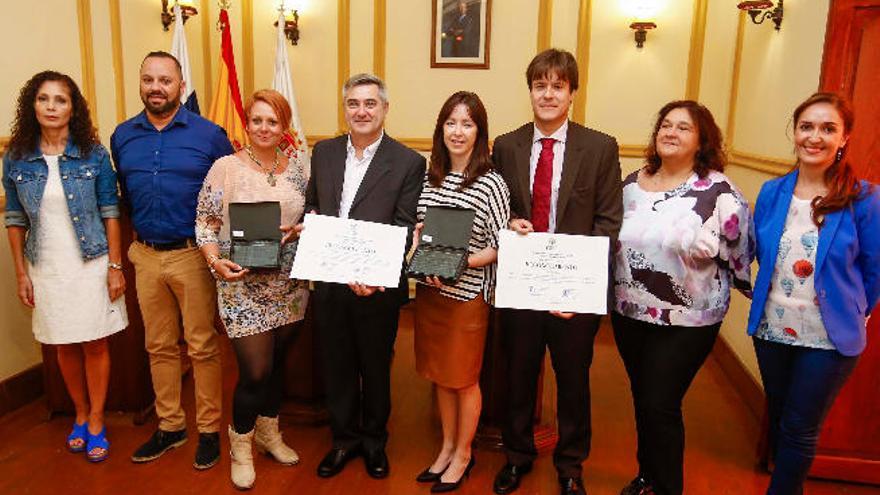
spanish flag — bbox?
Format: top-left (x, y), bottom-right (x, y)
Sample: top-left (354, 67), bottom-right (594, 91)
top-left (207, 8), bottom-right (247, 150)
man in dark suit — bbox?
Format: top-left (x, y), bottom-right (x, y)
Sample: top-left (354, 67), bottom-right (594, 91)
top-left (301, 73), bottom-right (426, 479)
top-left (491, 49), bottom-right (623, 495)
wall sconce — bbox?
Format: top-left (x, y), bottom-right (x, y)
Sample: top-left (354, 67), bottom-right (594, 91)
top-left (737, 0), bottom-right (784, 31)
top-left (630, 22), bottom-right (657, 49)
top-left (274, 8), bottom-right (300, 46)
top-left (161, 0), bottom-right (198, 31)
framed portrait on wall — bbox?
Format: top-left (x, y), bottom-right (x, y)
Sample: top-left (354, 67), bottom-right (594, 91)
top-left (431, 0), bottom-right (491, 69)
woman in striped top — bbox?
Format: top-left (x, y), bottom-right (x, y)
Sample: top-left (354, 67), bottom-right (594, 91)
top-left (412, 91), bottom-right (510, 492)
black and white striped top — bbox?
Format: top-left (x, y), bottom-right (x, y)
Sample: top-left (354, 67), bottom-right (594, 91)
top-left (416, 171), bottom-right (511, 303)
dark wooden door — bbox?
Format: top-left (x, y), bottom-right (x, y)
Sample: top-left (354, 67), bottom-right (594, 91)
top-left (811, 0), bottom-right (880, 484)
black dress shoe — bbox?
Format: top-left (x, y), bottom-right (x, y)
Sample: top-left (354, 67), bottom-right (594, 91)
top-left (416, 462), bottom-right (449, 483)
top-left (620, 475), bottom-right (654, 495)
top-left (493, 462), bottom-right (532, 494)
top-left (193, 432), bottom-right (220, 470)
top-left (364, 448), bottom-right (390, 479)
top-left (131, 428), bottom-right (187, 463)
top-left (317, 447), bottom-right (357, 478)
top-left (431, 456), bottom-right (475, 493)
top-left (560, 477), bottom-right (587, 495)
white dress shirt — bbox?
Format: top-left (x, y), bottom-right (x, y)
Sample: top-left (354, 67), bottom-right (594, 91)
top-left (339, 132), bottom-right (384, 219)
top-left (529, 121), bottom-right (568, 233)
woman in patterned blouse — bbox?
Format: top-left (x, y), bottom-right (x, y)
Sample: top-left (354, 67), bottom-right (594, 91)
top-left (748, 93), bottom-right (880, 495)
top-left (612, 101), bottom-right (752, 495)
top-left (410, 91), bottom-right (510, 492)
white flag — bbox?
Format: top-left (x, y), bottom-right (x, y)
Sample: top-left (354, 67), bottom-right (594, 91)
top-left (272, 11), bottom-right (308, 160)
top-left (171, 3), bottom-right (200, 114)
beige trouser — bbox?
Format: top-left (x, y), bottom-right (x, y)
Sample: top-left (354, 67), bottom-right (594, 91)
top-left (128, 241), bottom-right (222, 433)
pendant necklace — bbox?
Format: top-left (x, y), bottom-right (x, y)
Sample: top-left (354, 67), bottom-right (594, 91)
top-left (245, 145), bottom-right (280, 186)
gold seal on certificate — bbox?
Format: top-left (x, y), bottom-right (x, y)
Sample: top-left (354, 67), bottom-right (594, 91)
top-left (289, 213), bottom-right (408, 287)
top-left (495, 230), bottom-right (609, 314)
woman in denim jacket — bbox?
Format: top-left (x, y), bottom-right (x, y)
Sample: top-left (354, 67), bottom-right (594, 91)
top-left (2, 71), bottom-right (128, 462)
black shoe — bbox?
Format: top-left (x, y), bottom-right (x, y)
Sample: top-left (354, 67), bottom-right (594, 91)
top-left (364, 448), bottom-right (390, 479)
top-left (131, 428), bottom-right (187, 463)
top-left (560, 477), bottom-right (587, 495)
top-left (193, 432), bottom-right (220, 470)
top-left (620, 476), bottom-right (654, 495)
top-left (431, 456), bottom-right (475, 493)
top-left (493, 462), bottom-right (532, 494)
top-left (317, 447), bottom-right (358, 478)
top-left (416, 461), bottom-right (449, 483)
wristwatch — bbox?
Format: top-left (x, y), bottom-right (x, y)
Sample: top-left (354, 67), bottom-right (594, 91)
top-left (108, 262), bottom-right (123, 271)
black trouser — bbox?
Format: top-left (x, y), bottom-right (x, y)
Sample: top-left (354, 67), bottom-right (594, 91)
top-left (501, 309), bottom-right (601, 478)
top-left (231, 323), bottom-right (301, 433)
top-left (315, 284), bottom-right (401, 453)
top-left (611, 312), bottom-right (721, 495)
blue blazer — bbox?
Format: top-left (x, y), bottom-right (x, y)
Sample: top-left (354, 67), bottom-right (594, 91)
top-left (748, 171), bottom-right (880, 356)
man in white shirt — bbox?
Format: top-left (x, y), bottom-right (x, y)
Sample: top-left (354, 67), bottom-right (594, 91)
top-left (491, 49), bottom-right (623, 495)
top-left (303, 73), bottom-right (426, 480)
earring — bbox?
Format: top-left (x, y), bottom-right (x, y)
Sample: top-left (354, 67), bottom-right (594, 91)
top-left (836, 147), bottom-right (844, 162)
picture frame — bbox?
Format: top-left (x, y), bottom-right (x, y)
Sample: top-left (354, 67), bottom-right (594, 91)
top-left (431, 0), bottom-right (492, 69)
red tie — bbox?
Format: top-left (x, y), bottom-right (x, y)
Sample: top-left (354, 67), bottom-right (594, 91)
top-left (531, 138), bottom-right (555, 232)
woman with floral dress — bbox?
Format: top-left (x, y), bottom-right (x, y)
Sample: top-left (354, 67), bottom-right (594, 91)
top-left (612, 100), bottom-right (752, 495)
top-left (195, 89), bottom-right (309, 490)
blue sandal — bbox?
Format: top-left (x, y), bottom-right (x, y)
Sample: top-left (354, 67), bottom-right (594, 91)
top-left (86, 427), bottom-right (109, 463)
top-left (67, 422), bottom-right (88, 453)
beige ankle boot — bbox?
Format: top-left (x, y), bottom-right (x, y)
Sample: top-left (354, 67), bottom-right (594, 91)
top-left (228, 425), bottom-right (255, 490)
top-left (254, 415), bottom-right (299, 465)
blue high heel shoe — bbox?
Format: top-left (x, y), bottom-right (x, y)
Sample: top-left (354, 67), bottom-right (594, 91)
top-left (67, 422), bottom-right (88, 453)
top-left (86, 427), bottom-right (109, 463)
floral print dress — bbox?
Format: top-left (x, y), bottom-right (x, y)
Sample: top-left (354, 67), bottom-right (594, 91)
top-left (195, 154), bottom-right (309, 338)
top-left (755, 196), bottom-right (834, 349)
top-left (613, 169), bottom-right (752, 326)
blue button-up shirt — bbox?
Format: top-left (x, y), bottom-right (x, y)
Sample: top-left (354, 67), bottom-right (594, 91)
top-left (111, 107), bottom-right (234, 244)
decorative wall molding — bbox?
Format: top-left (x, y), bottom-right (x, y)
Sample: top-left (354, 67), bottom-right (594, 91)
top-left (685, 0), bottom-right (709, 100)
top-left (0, 136), bottom-right (8, 156)
top-left (242, 0), bottom-right (254, 99)
top-left (726, 12), bottom-right (746, 146)
top-left (0, 364), bottom-right (44, 417)
top-left (76, 0), bottom-right (98, 122)
top-left (729, 150), bottom-right (791, 176)
top-left (537, 0), bottom-right (553, 52)
top-left (572, 0), bottom-right (592, 125)
top-left (108, 0), bottom-right (126, 123)
top-left (200, 0), bottom-right (214, 106)
top-left (337, 0), bottom-right (351, 133)
top-left (619, 144), bottom-right (645, 159)
top-left (713, 336), bottom-right (764, 421)
top-left (373, 0), bottom-right (386, 79)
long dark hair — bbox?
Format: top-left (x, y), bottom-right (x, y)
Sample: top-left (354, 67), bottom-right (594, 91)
top-left (428, 91), bottom-right (493, 189)
top-left (792, 92), bottom-right (866, 226)
top-left (643, 100), bottom-right (726, 179)
top-left (7, 71), bottom-right (99, 160)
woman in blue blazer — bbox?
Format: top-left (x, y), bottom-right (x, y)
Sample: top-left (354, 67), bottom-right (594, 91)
top-left (748, 92), bottom-right (880, 494)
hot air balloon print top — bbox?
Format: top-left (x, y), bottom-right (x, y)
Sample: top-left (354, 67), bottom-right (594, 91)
top-left (755, 196), bottom-right (834, 349)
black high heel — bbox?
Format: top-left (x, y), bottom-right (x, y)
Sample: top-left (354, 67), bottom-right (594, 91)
top-left (416, 461), bottom-right (449, 483)
top-left (430, 456), bottom-right (475, 493)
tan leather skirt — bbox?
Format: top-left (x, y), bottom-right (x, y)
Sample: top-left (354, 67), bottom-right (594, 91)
top-left (414, 284), bottom-right (490, 389)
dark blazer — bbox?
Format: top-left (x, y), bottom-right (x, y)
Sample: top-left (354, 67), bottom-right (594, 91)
top-left (305, 133), bottom-right (426, 302)
top-left (748, 171), bottom-right (880, 356)
top-left (492, 122), bottom-right (623, 244)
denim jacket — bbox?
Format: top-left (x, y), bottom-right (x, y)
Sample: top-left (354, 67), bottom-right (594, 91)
top-left (2, 139), bottom-right (120, 264)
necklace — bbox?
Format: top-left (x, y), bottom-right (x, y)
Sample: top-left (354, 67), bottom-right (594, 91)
top-left (245, 145), bottom-right (280, 186)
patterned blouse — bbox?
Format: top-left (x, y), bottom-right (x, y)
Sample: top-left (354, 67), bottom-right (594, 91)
top-left (755, 197), bottom-right (834, 349)
top-left (195, 154), bottom-right (310, 338)
top-left (613, 169), bottom-right (752, 326)
top-left (416, 171), bottom-right (511, 303)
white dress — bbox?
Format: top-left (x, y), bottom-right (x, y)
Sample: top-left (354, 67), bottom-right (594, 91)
top-left (27, 154), bottom-right (128, 344)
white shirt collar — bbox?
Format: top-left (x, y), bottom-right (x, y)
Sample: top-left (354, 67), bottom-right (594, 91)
top-left (532, 120), bottom-right (569, 144)
top-left (346, 131), bottom-right (384, 160)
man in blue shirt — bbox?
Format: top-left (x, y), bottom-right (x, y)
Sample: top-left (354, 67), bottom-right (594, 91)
top-left (111, 51), bottom-right (233, 470)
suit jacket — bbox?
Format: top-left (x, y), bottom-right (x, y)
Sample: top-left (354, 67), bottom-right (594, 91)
top-left (492, 121), bottom-right (623, 243)
top-left (305, 133), bottom-right (426, 304)
top-left (747, 171), bottom-right (880, 356)
top-left (492, 122), bottom-right (623, 314)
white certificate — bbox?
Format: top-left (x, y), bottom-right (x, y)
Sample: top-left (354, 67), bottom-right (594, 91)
top-left (289, 213), bottom-right (407, 288)
top-left (495, 230), bottom-right (609, 314)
